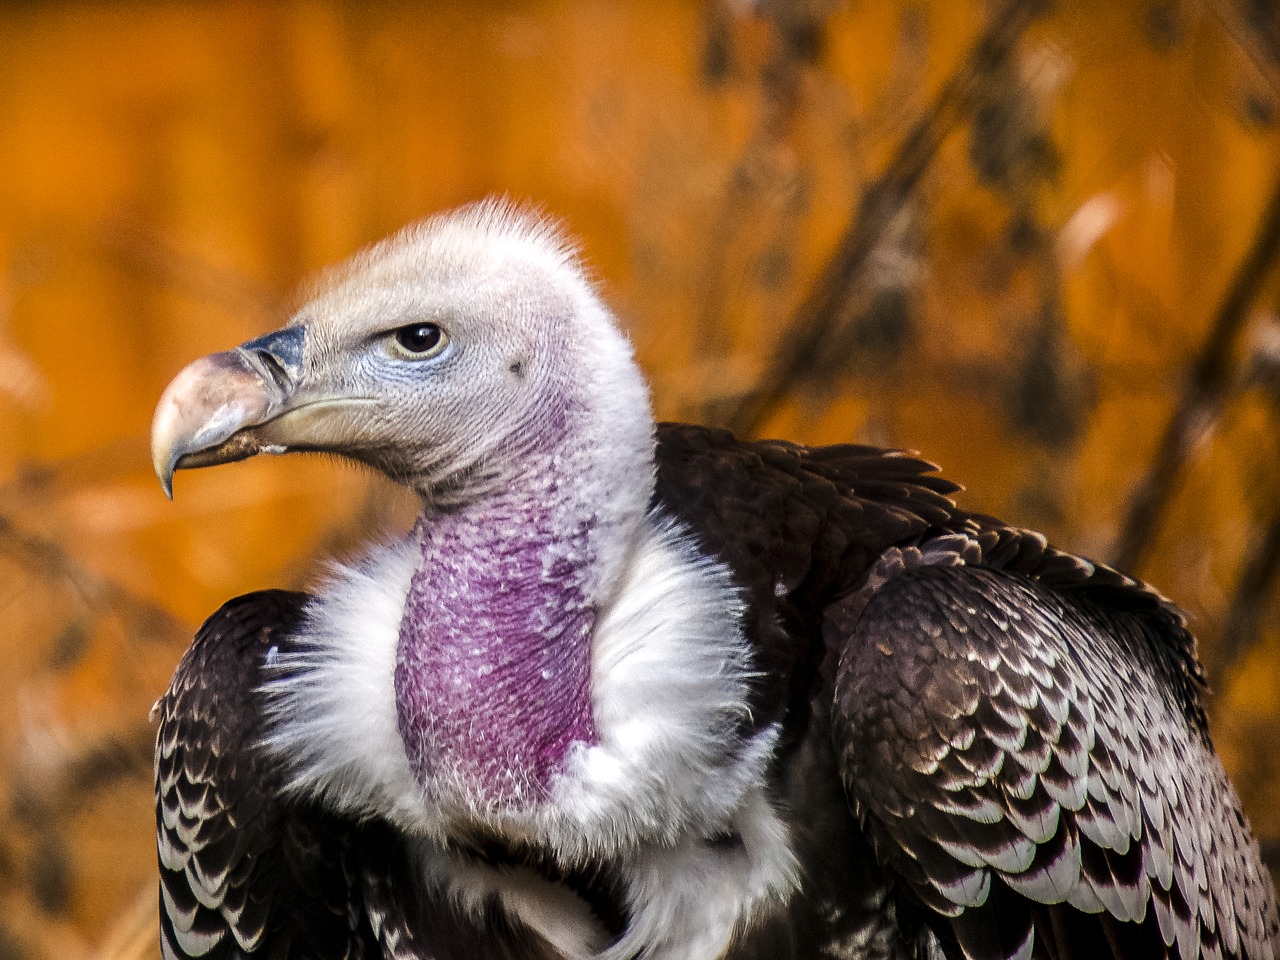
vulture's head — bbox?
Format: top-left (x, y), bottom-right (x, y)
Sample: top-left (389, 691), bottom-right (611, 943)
top-left (152, 200), bottom-right (653, 517)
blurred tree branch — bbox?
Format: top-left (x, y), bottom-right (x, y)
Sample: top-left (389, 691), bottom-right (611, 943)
top-left (1111, 171), bottom-right (1280, 574)
top-left (1214, 506), bottom-right (1280, 682)
top-left (727, 0), bottom-right (1046, 436)
top-left (0, 514), bottom-right (182, 647)
top-left (11, 725), bottom-right (153, 826)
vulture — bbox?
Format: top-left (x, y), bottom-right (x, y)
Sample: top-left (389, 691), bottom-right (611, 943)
top-left (150, 200), bottom-right (1278, 960)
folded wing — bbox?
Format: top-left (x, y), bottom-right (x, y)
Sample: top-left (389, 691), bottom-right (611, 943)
top-left (834, 561), bottom-right (1278, 960)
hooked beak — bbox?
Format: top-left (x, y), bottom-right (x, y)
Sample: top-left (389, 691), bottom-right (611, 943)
top-left (151, 327), bottom-right (306, 498)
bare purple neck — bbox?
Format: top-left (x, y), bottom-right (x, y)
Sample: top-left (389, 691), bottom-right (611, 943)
top-left (394, 456), bottom-right (599, 808)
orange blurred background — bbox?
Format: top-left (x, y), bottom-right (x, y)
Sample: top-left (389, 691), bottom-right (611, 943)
top-left (2, 1), bottom-right (1280, 957)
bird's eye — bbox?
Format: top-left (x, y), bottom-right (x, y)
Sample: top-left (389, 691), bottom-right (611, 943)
top-left (390, 323), bottom-right (448, 359)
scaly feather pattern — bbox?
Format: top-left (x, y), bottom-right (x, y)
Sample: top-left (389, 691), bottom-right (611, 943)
top-left (155, 421), bottom-right (1279, 960)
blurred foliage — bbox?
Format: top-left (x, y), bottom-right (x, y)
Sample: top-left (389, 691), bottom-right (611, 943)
top-left (1, 1), bottom-right (1279, 957)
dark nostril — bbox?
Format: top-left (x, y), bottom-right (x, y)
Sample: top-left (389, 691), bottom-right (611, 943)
top-left (239, 326), bottom-right (305, 389)
top-left (253, 349), bottom-right (292, 392)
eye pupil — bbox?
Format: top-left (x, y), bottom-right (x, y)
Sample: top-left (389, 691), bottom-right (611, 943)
top-left (395, 323), bottom-right (442, 354)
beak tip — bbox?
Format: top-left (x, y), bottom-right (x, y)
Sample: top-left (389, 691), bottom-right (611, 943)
top-left (153, 447), bottom-right (177, 500)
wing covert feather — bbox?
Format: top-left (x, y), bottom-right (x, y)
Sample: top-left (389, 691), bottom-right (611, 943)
top-left (155, 590), bottom-right (375, 960)
top-left (834, 564), bottom-right (1279, 960)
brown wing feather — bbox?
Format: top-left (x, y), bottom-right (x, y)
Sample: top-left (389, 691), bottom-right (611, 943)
top-left (656, 425), bottom-right (1276, 959)
top-left (155, 589), bottom-right (376, 960)
top-left (834, 564), bottom-right (1279, 960)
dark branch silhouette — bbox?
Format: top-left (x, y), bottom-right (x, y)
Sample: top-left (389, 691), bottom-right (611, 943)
top-left (1213, 504), bottom-right (1280, 682)
top-left (0, 513), bottom-right (183, 647)
top-left (1111, 171), bottom-right (1280, 574)
top-left (727, 0), bottom-right (1046, 437)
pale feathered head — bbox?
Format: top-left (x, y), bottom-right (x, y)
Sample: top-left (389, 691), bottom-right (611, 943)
top-left (152, 200), bottom-right (653, 509)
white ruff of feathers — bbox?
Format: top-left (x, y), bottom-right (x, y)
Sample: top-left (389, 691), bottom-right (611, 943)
top-left (261, 201), bottom-right (786, 862)
top-left (265, 517), bottom-right (783, 858)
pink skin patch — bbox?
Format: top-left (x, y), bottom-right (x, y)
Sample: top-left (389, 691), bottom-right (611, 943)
top-left (394, 409), bottom-right (600, 808)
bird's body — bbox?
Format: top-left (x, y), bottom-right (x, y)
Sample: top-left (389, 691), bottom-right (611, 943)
top-left (152, 202), bottom-right (1278, 960)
